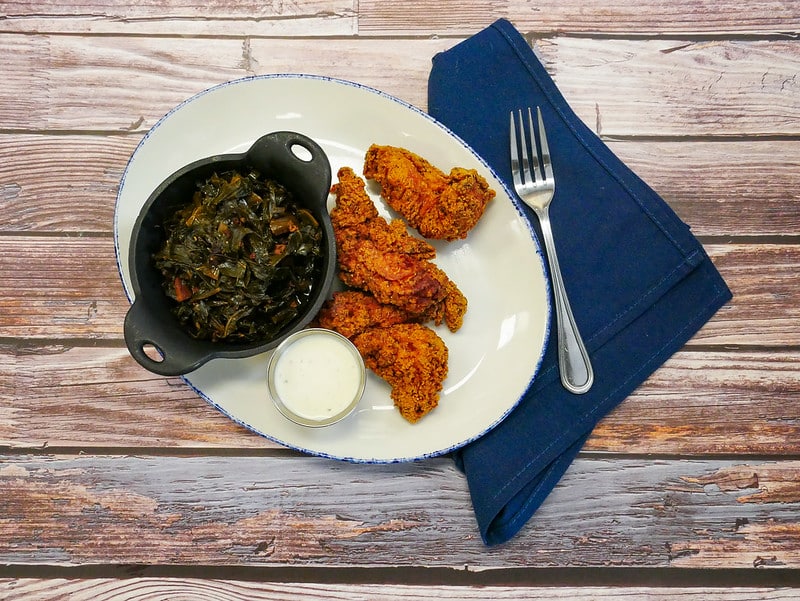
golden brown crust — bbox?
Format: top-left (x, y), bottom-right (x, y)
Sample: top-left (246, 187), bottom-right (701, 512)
top-left (316, 290), bottom-right (415, 339)
top-left (330, 167), bottom-right (465, 325)
top-left (353, 323), bottom-right (448, 423)
top-left (363, 144), bottom-right (495, 241)
top-left (322, 164), bottom-right (469, 423)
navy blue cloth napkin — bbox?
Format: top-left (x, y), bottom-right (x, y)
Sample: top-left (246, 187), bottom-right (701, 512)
top-left (428, 19), bottom-right (732, 546)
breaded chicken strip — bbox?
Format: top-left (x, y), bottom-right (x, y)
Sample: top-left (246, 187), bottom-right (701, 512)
top-left (316, 290), bottom-right (415, 339)
top-left (330, 167), bottom-right (466, 331)
top-left (363, 144), bottom-right (495, 241)
top-left (353, 323), bottom-right (448, 423)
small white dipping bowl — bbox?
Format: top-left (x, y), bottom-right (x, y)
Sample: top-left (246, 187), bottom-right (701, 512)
top-left (267, 328), bottom-right (366, 427)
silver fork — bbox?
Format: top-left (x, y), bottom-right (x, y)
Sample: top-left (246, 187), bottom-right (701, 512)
top-left (510, 107), bottom-right (593, 394)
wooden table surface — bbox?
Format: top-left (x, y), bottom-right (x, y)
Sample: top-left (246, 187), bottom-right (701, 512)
top-left (2, 1), bottom-right (799, 599)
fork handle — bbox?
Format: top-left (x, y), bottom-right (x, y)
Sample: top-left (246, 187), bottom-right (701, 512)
top-left (536, 207), bottom-right (594, 394)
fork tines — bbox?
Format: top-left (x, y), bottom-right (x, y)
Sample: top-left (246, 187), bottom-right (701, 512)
top-left (509, 107), bottom-right (552, 186)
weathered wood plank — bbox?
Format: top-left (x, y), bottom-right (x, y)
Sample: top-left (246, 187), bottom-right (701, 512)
top-left (592, 349), bottom-right (800, 455)
top-left (3, 134), bottom-right (799, 237)
top-left (0, 237), bottom-right (128, 340)
top-left (0, 455), bottom-right (798, 567)
top-left (358, 0), bottom-right (800, 36)
top-left (0, 35), bottom-right (453, 133)
top-left (0, 345), bottom-right (268, 449)
top-left (2, 0), bottom-right (797, 36)
top-left (610, 140), bottom-right (800, 239)
top-left (0, 0), bottom-right (357, 36)
top-left (2, 347), bottom-right (797, 454)
top-left (0, 240), bottom-right (795, 344)
top-left (1, 36), bottom-right (799, 137)
top-left (701, 244), bottom-right (800, 346)
top-left (0, 135), bottom-right (137, 233)
top-left (1, 579), bottom-right (798, 601)
top-left (545, 38), bottom-right (800, 137)
top-left (0, 0), bottom-right (797, 589)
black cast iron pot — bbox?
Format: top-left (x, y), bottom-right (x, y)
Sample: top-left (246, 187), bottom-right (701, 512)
top-left (124, 131), bottom-right (335, 376)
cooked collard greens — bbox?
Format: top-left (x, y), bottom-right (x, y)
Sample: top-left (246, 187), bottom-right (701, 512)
top-left (154, 169), bottom-right (324, 342)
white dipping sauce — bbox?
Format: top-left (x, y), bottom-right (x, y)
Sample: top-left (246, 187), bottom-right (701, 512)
top-left (272, 331), bottom-right (364, 422)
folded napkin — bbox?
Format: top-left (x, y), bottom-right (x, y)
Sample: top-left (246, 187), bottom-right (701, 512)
top-left (428, 19), bottom-right (732, 546)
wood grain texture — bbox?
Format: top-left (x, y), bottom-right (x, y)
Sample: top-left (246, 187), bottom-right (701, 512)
top-left (0, 0), bottom-right (358, 36)
top-left (591, 350), bottom-right (800, 455)
top-left (0, 345), bottom-right (269, 449)
top-left (2, 134), bottom-right (799, 237)
top-left (2, 347), bottom-right (797, 454)
top-left (3, 0), bottom-right (798, 36)
top-left (700, 244), bottom-right (800, 346)
top-left (0, 237), bottom-right (127, 339)
top-left (358, 0), bottom-right (800, 36)
top-left (607, 140), bottom-right (800, 239)
top-left (1, 0), bottom-right (799, 587)
top-left (1, 579), bottom-right (798, 601)
top-left (2, 36), bottom-right (799, 137)
top-left (0, 35), bottom-right (453, 133)
top-left (1, 240), bottom-right (796, 344)
top-left (0, 134), bottom-right (137, 233)
top-left (544, 38), bottom-right (800, 137)
top-left (0, 455), bottom-right (799, 567)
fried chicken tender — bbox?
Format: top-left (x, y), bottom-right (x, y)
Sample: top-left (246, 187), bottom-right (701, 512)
top-left (324, 166), bottom-right (469, 423)
top-left (330, 167), bottom-right (466, 331)
top-left (363, 144), bottom-right (495, 241)
top-left (353, 323), bottom-right (448, 423)
top-left (317, 290), bottom-right (415, 339)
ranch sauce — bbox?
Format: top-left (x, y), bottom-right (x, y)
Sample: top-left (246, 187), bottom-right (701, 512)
top-left (269, 329), bottom-right (365, 425)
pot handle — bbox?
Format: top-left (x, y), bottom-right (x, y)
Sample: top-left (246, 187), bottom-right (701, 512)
top-left (124, 299), bottom-right (211, 376)
top-left (246, 131), bottom-right (332, 209)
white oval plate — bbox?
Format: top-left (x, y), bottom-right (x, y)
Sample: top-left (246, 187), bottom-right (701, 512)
top-left (114, 74), bottom-right (550, 463)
